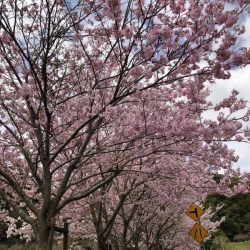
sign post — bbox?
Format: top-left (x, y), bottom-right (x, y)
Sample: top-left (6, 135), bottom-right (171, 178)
top-left (186, 203), bottom-right (208, 247)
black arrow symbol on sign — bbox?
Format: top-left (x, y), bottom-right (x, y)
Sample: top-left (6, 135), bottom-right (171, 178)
top-left (195, 228), bottom-right (203, 239)
top-left (195, 229), bottom-right (198, 238)
top-left (189, 208), bottom-right (198, 218)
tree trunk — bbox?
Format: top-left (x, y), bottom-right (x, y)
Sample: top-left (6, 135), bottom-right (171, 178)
top-left (37, 227), bottom-right (53, 250)
top-left (97, 236), bottom-right (106, 250)
top-left (97, 236), bottom-right (112, 250)
top-left (35, 218), bottom-right (55, 250)
top-left (110, 237), bottom-right (120, 250)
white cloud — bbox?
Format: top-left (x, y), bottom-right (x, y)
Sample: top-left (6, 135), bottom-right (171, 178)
top-left (207, 16), bottom-right (250, 173)
top-left (206, 66), bottom-right (250, 173)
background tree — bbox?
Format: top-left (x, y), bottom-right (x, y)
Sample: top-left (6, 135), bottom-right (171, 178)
top-left (66, 157), bottom-right (248, 250)
top-left (205, 193), bottom-right (250, 242)
top-left (0, 0), bottom-right (249, 249)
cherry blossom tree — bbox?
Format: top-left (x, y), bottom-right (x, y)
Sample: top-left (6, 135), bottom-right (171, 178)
top-left (78, 155), bottom-right (245, 250)
top-left (0, 0), bottom-right (250, 249)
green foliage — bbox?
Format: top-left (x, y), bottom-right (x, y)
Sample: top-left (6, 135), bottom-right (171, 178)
top-left (212, 173), bottom-right (241, 188)
top-left (203, 192), bottom-right (227, 210)
top-left (205, 193), bottom-right (250, 242)
top-left (212, 174), bottom-right (224, 184)
top-left (226, 240), bottom-right (250, 250)
top-left (205, 230), bottom-right (229, 250)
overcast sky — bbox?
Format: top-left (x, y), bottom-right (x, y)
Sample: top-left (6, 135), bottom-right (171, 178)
top-left (65, 0), bottom-right (250, 173)
top-left (208, 15), bottom-right (250, 173)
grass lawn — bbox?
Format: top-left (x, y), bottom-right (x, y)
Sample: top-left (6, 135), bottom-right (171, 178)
top-left (226, 240), bottom-right (250, 250)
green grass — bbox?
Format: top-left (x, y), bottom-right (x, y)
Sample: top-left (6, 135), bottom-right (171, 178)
top-left (226, 240), bottom-right (250, 250)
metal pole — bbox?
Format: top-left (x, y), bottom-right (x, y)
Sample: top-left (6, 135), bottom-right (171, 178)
top-left (198, 218), bottom-right (204, 250)
top-left (63, 220), bottom-right (69, 250)
top-left (201, 244), bottom-right (206, 250)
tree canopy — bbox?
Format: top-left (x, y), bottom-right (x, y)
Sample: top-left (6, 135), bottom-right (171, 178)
top-left (0, 0), bottom-right (249, 249)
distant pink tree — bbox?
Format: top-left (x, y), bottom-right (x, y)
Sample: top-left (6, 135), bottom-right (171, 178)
top-left (0, 0), bottom-right (249, 249)
top-left (76, 155), bottom-right (245, 250)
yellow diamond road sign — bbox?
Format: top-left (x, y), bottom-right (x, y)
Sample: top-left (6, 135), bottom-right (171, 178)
top-left (189, 223), bottom-right (208, 243)
top-left (186, 203), bottom-right (204, 221)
